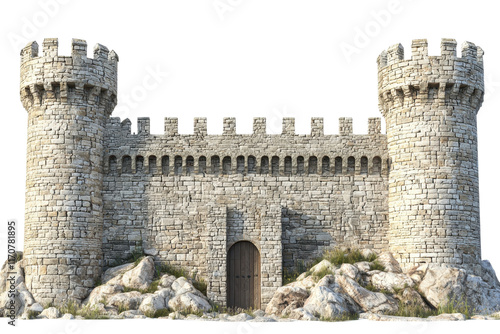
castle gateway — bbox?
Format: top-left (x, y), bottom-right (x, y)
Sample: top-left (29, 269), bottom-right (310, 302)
top-left (20, 38), bottom-right (483, 308)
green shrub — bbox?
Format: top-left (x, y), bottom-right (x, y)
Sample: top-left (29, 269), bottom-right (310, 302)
top-left (59, 300), bottom-right (80, 316)
top-left (78, 305), bottom-right (109, 319)
top-left (144, 308), bottom-right (171, 318)
top-left (369, 260), bottom-right (385, 271)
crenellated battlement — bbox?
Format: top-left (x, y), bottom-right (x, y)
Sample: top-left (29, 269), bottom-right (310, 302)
top-left (377, 39), bottom-right (484, 116)
top-left (106, 116), bottom-right (383, 137)
top-left (20, 38), bottom-right (118, 114)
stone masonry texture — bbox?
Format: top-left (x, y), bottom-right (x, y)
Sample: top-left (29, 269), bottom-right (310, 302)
top-left (20, 38), bottom-right (484, 308)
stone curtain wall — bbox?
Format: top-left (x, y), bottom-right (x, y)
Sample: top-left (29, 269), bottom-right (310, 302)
top-left (378, 39), bottom-right (484, 273)
top-left (102, 117), bottom-right (389, 306)
top-left (20, 39), bottom-right (118, 305)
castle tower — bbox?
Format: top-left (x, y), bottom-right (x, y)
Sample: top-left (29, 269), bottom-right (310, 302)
top-left (378, 39), bottom-right (484, 273)
top-left (20, 38), bottom-right (118, 304)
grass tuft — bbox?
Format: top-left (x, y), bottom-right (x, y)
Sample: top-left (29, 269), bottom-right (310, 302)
top-left (319, 312), bottom-right (359, 322)
top-left (369, 260), bottom-right (385, 271)
top-left (144, 308), bottom-right (171, 318)
top-left (58, 300), bottom-right (80, 316)
top-left (387, 294), bottom-right (474, 319)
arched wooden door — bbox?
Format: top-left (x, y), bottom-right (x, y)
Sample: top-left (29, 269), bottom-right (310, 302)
top-left (227, 241), bottom-right (261, 309)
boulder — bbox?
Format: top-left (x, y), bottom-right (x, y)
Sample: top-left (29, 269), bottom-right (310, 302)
top-left (39, 307), bottom-right (61, 319)
top-left (309, 260), bottom-right (335, 276)
top-left (107, 291), bottom-right (148, 310)
top-left (118, 309), bottom-right (147, 319)
top-left (29, 303), bottom-right (44, 315)
top-left (336, 275), bottom-right (398, 313)
top-left (354, 261), bottom-right (372, 273)
top-left (288, 275), bottom-right (317, 292)
top-left (265, 286), bottom-right (309, 316)
top-left (394, 288), bottom-right (430, 309)
top-left (101, 262), bottom-right (136, 284)
top-left (289, 307), bottom-right (318, 321)
top-left (0, 290), bottom-right (23, 316)
top-left (465, 274), bottom-right (500, 313)
top-left (0, 282), bottom-right (33, 316)
top-left (419, 266), bottom-right (467, 308)
top-left (159, 274), bottom-right (177, 289)
top-left (371, 272), bottom-right (414, 293)
top-left (16, 282), bottom-right (35, 308)
top-left (303, 285), bottom-right (357, 319)
top-left (480, 260), bottom-right (500, 289)
top-left (361, 248), bottom-right (377, 259)
top-left (155, 287), bottom-right (175, 302)
top-left (0, 252), bottom-right (24, 294)
top-left (340, 263), bottom-right (359, 280)
top-left (376, 252), bottom-right (402, 274)
top-left (62, 313), bottom-right (75, 320)
top-left (85, 284), bottom-right (124, 306)
top-left (139, 294), bottom-right (167, 314)
top-left (121, 257), bottom-right (155, 291)
top-left (167, 292), bottom-right (211, 312)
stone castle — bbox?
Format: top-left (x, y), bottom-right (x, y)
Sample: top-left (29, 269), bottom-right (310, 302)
top-left (19, 38), bottom-right (484, 309)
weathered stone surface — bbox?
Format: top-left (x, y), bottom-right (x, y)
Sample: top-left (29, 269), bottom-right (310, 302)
top-left (360, 249), bottom-right (376, 260)
top-left (354, 261), bottom-right (372, 273)
top-left (159, 274), bottom-right (177, 289)
top-left (419, 266), bottom-right (467, 308)
top-left (288, 275), bottom-right (318, 292)
top-left (29, 303), bottom-right (44, 314)
top-left (118, 309), bottom-right (147, 319)
top-left (465, 275), bottom-right (500, 313)
top-left (289, 307), bottom-right (318, 321)
top-left (340, 263), bottom-right (359, 280)
top-left (480, 260), bottom-right (500, 289)
top-left (309, 260), bottom-right (335, 276)
top-left (121, 257), bottom-right (155, 291)
top-left (265, 286), bottom-right (309, 316)
top-left (16, 38), bottom-right (489, 307)
top-left (394, 288), bottom-right (429, 309)
top-left (39, 307), bottom-right (61, 319)
top-left (167, 292), bottom-right (211, 312)
top-left (139, 294), bottom-right (167, 314)
top-left (107, 291), bottom-right (148, 310)
top-left (376, 252), bottom-right (402, 274)
top-left (86, 284), bottom-right (124, 306)
top-left (303, 285), bottom-right (356, 319)
top-left (337, 275), bottom-right (398, 313)
top-left (62, 313), bottom-right (75, 320)
top-left (102, 263), bottom-right (135, 284)
top-left (371, 272), bottom-right (414, 293)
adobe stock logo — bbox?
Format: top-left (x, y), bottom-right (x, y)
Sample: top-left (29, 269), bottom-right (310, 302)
top-left (7, 0), bottom-right (72, 52)
top-left (339, 0), bottom-right (405, 64)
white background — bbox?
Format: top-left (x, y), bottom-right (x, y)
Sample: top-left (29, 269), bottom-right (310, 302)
top-left (0, 1), bottom-right (499, 333)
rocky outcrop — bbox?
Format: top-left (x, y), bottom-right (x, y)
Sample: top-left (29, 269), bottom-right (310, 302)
top-left (102, 263), bottom-right (136, 284)
top-left (107, 291), bottom-right (148, 310)
top-left (371, 272), bottom-right (415, 293)
top-left (168, 292), bottom-right (211, 312)
top-left (419, 266), bottom-right (467, 308)
top-left (121, 257), bottom-right (155, 291)
top-left (376, 252), bottom-right (402, 274)
top-left (336, 275), bottom-right (398, 314)
top-left (39, 307), bottom-right (61, 319)
top-left (265, 286), bottom-right (309, 316)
